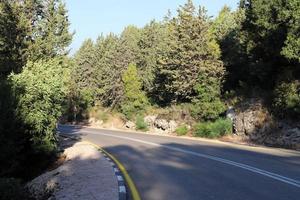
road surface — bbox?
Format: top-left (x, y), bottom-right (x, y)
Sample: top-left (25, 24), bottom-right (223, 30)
top-left (58, 125), bottom-right (300, 200)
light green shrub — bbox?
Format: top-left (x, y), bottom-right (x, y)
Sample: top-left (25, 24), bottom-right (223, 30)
top-left (175, 125), bottom-right (189, 136)
top-left (135, 115), bottom-right (148, 131)
top-left (10, 58), bottom-right (70, 153)
top-left (193, 118), bottom-right (232, 138)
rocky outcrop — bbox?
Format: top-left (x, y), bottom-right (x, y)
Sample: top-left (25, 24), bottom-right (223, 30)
top-left (234, 99), bottom-right (271, 136)
top-left (231, 98), bottom-right (300, 149)
top-left (125, 121), bottom-right (135, 129)
top-left (125, 115), bottom-right (178, 134)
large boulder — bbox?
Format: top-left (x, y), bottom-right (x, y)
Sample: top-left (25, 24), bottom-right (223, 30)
top-left (234, 99), bottom-right (271, 136)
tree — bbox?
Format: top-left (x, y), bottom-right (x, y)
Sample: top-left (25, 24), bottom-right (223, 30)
top-left (137, 20), bottom-right (169, 95)
top-left (10, 58), bottom-right (70, 153)
top-left (121, 63), bottom-right (149, 119)
top-left (240, 0), bottom-right (300, 88)
top-left (73, 39), bottom-right (96, 94)
top-left (154, 0), bottom-right (224, 106)
top-left (0, 1), bottom-right (28, 77)
top-left (26, 0), bottom-right (73, 60)
top-left (211, 6), bottom-right (247, 90)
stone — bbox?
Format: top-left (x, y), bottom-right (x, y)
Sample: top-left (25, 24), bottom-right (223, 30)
top-left (144, 115), bottom-right (157, 127)
top-left (226, 107), bottom-right (235, 121)
top-left (168, 120), bottom-right (178, 133)
top-left (154, 119), bottom-right (169, 130)
top-left (125, 121), bottom-right (135, 129)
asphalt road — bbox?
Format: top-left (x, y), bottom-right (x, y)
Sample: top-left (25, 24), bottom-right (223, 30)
top-left (58, 125), bottom-right (300, 200)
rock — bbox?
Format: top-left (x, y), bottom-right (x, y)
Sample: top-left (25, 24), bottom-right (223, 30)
top-left (144, 115), bottom-right (157, 127)
top-left (226, 107), bottom-right (235, 121)
top-left (125, 121), bottom-right (135, 129)
top-left (154, 119), bottom-right (169, 130)
top-left (94, 120), bottom-right (103, 126)
top-left (168, 120), bottom-right (178, 132)
top-left (286, 128), bottom-right (300, 136)
top-left (88, 117), bottom-right (96, 124)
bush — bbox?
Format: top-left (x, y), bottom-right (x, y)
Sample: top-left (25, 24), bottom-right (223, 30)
top-left (193, 118), bottom-right (232, 138)
top-left (10, 58), bottom-right (70, 154)
top-left (175, 125), bottom-right (188, 136)
top-left (273, 80), bottom-right (300, 118)
top-left (135, 115), bottom-right (148, 131)
top-left (0, 178), bottom-right (26, 200)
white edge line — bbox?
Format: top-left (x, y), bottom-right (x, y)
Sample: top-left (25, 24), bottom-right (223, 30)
top-left (71, 130), bottom-right (300, 188)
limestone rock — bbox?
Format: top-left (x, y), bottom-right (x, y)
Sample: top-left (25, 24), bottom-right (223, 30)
top-left (144, 115), bottom-right (157, 127)
top-left (154, 119), bottom-right (169, 131)
top-left (168, 120), bottom-right (178, 132)
top-left (125, 121), bottom-right (135, 129)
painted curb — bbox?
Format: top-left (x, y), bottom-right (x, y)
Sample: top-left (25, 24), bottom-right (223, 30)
top-left (59, 133), bottom-right (141, 200)
top-left (102, 153), bottom-right (127, 200)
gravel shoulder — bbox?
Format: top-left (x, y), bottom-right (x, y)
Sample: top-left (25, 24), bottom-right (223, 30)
top-left (26, 137), bottom-right (119, 200)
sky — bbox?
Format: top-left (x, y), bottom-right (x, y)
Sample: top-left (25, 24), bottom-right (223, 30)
top-left (65, 0), bottom-right (239, 54)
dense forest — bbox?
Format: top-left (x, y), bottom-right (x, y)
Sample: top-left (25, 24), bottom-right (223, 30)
top-left (0, 0), bottom-right (299, 198)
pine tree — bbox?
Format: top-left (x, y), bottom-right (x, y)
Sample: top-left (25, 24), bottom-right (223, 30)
top-left (0, 1), bottom-right (28, 77)
top-left (121, 63), bottom-right (148, 119)
top-left (154, 0), bottom-right (224, 106)
top-left (27, 0), bottom-right (73, 60)
top-left (138, 20), bottom-right (169, 95)
top-left (74, 39), bottom-right (96, 89)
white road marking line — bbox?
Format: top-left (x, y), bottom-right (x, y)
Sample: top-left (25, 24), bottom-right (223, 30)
top-left (71, 130), bottom-right (300, 188)
top-left (117, 175), bottom-right (124, 181)
top-left (114, 168), bottom-right (119, 173)
top-left (119, 186), bottom-right (126, 193)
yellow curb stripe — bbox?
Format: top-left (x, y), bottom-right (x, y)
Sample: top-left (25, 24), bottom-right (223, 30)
top-left (83, 140), bottom-right (141, 200)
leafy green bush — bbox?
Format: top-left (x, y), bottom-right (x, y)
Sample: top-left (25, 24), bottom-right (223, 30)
top-left (193, 118), bottom-right (232, 138)
top-left (191, 73), bottom-right (226, 121)
top-left (273, 80), bottom-right (300, 118)
top-left (135, 115), bottom-right (148, 131)
top-left (10, 58), bottom-right (70, 153)
top-left (175, 125), bottom-right (188, 136)
top-left (0, 178), bottom-right (25, 200)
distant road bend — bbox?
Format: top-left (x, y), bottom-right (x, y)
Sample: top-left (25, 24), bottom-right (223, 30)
top-left (58, 125), bottom-right (300, 200)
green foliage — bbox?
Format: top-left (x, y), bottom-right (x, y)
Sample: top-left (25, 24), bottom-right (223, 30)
top-left (26, 0), bottom-right (73, 60)
top-left (0, 1), bottom-right (28, 77)
top-left (10, 58), bottom-right (70, 153)
top-left (135, 115), bottom-right (148, 131)
top-left (0, 178), bottom-right (25, 200)
top-left (121, 63), bottom-right (149, 119)
top-left (193, 118), bottom-right (232, 138)
top-left (273, 80), bottom-right (300, 117)
top-left (153, 0), bottom-right (224, 105)
top-left (191, 71), bottom-right (226, 120)
top-left (175, 125), bottom-right (188, 136)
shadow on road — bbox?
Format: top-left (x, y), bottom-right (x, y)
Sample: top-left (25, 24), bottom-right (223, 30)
top-left (58, 124), bottom-right (300, 200)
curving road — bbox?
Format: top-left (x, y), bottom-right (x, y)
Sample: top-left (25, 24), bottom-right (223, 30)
top-left (58, 125), bottom-right (300, 200)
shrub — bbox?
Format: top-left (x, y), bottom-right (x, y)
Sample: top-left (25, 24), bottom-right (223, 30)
top-left (273, 80), bottom-right (300, 118)
top-left (10, 58), bottom-right (70, 154)
top-left (175, 125), bottom-right (189, 136)
top-left (135, 115), bottom-right (148, 131)
top-left (0, 178), bottom-right (25, 200)
top-left (193, 118), bottom-right (232, 138)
